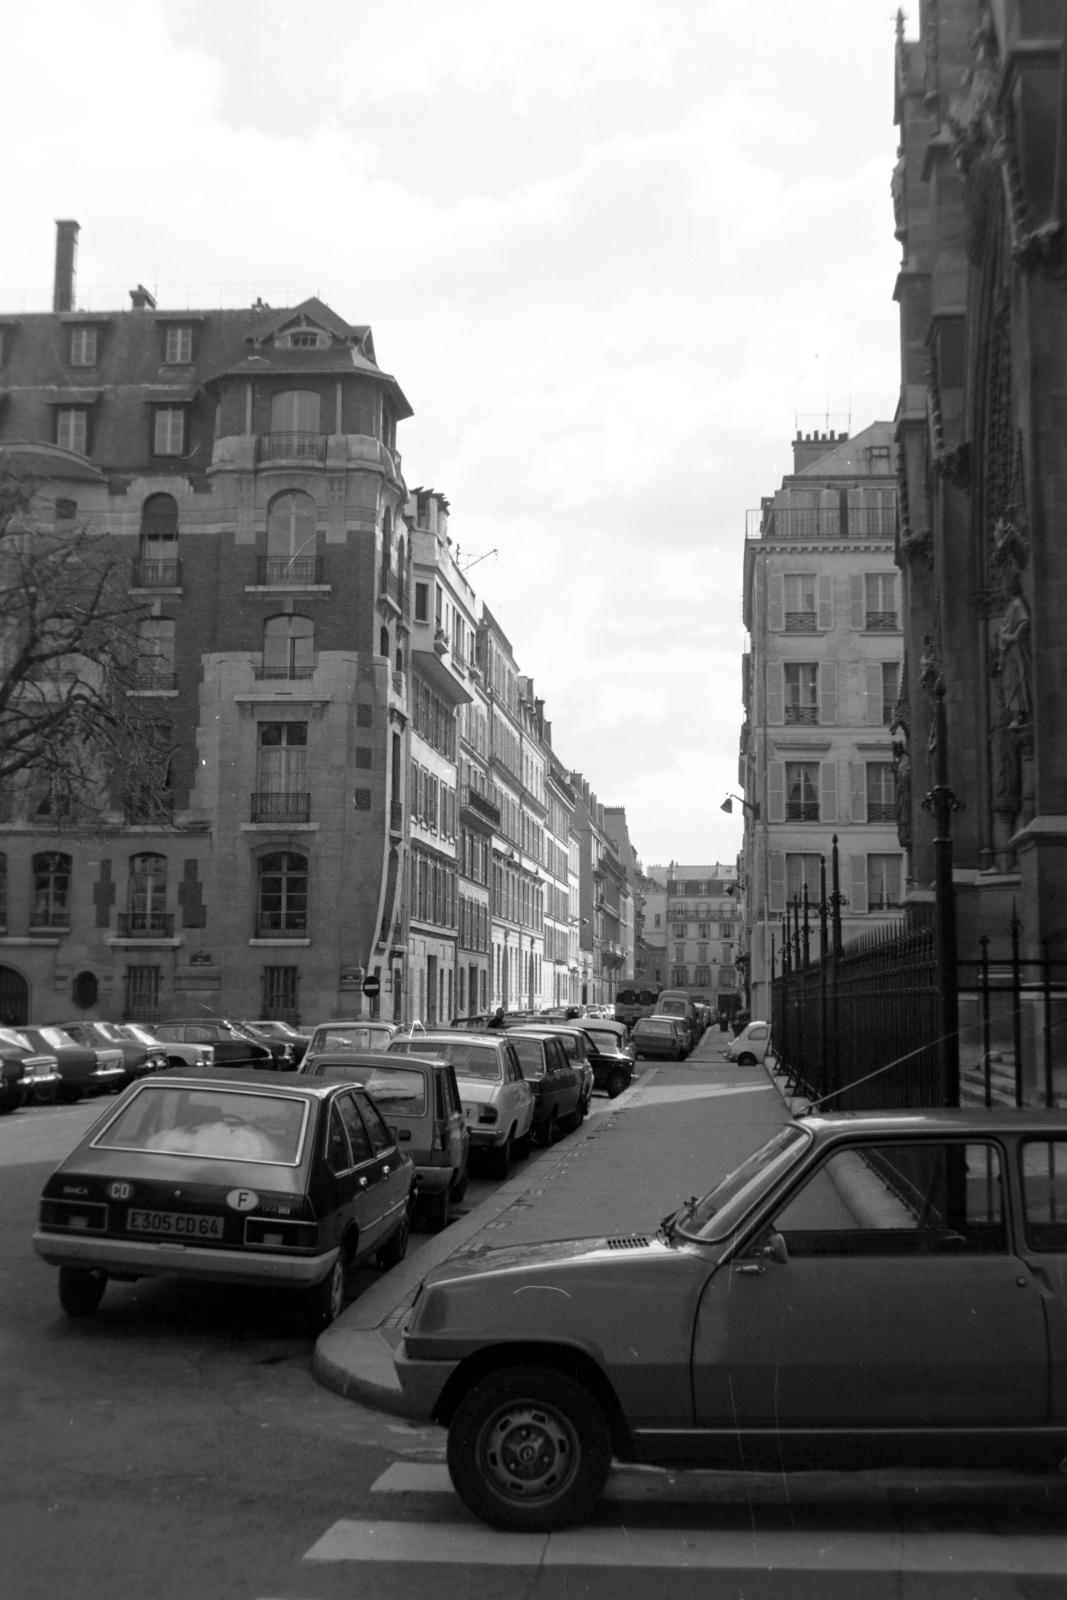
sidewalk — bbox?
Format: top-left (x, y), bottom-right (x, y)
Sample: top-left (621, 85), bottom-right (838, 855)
top-left (313, 1031), bottom-right (792, 1416)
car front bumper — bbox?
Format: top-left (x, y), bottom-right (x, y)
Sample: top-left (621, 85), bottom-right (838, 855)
top-left (393, 1337), bottom-right (460, 1417)
top-left (33, 1230), bottom-right (339, 1288)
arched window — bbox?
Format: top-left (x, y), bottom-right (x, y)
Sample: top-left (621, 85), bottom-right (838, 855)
top-left (31, 852), bottom-right (71, 928)
top-left (266, 491), bottom-right (317, 582)
top-left (138, 494), bottom-right (179, 586)
top-left (395, 645), bottom-right (404, 675)
top-left (257, 852), bottom-right (308, 938)
top-left (270, 390), bottom-right (321, 435)
top-left (127, 853), bottom-right (168, 935)
top-left (261, 615), bottom-right (314, 680)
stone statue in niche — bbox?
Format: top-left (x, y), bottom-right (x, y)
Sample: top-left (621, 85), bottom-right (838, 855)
top-left (891, 147), bottom-right (906, 243)
top-left (891, 739), bottom-right (912, 850)
top-left (996, 575), bottom-right (1033, 726)
top-left (989, 665), bottom-right (1021, 817)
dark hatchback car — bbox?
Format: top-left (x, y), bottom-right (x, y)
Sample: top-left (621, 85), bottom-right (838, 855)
top-left (574, 1025), bottom-right (635, 1099)
top-left (59, 1021), bottom-right (167, 1089)
top-left (242, 1020), bottom-right (310, 1066)
top-left (19, 1025), bottom-right (125, 1103)
top-left (505, 1031), bottom-right (584, 1145)
top-left (34, 1069), bottom-right (415, 1330)
top-left (396, 1109), bottom-right (1067, 1531)
top-left (151, 1020), bottom-right (274, 1069)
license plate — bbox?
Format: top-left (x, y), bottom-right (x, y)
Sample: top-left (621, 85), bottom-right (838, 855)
top-left (127, 1209), bottom-right (225, 1240)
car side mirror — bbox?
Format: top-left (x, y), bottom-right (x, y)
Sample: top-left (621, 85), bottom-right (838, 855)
top-left (762, 1230), bottom-right (789, 1266)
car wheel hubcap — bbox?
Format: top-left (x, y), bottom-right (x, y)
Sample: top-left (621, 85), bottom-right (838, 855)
top-left (481, 1403), bottom-right (579, 1501)
top-left (329, 1262), bottom-right (344, 1319)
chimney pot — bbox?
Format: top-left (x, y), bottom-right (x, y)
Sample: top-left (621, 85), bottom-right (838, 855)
top-left (129, 284), bottom-right (157, 310)
top-left (53, 219), bottom-right (79, 314)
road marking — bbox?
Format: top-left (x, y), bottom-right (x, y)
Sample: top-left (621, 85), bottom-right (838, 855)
top-left (304, 1518), bottom-right (1067, 1572)
top-left (625, 1082), bottom-right (773, 1107)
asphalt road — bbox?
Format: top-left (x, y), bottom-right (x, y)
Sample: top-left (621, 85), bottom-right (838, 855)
top-left (2, 1039), bottom-right (1067, 1599)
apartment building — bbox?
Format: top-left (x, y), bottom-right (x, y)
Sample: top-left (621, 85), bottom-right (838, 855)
top-left (570, 776), bottom-right (632, 1005)
top-left (739, 424), bottom-right (905, 1018)
top-left (649, 862), bottom-right (739, 1014)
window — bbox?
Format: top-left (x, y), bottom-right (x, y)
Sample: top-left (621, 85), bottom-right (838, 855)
top-left (785, 762), bottom-right (819, 822)
top-left (32, 853), bottom-right (71, 927)
top-left (674, 944), bottom-right (686, 962)
top-left (786, 853), bottom-right (821, 903)
top-left (261, 615), bottom-right (314, 679)
top-left (287, 330), bottom-right (322, 349)
top-left (127, 853), bottom-right (168, 934)
top-left (55, 498), bottom-right (77, 523)
top-left (164, 325), bottom-right (193, 364)
top-left (270, 389), bottom-right (320, 434)
top-left (866, 762), bottom-right (895, 823)
top-left (262, 966), bottom-right (299, 1023)
top-left (698, 922), bottom-right (709, 939)
top-left (124, 966), bottom-right (161, 1024)
top-left (654, 913), bottom-right (661, 928)
top-left (136, 619), bottom-right (176, 688)
top-left (414, 583), bottom-right (429, 624)
top-left (866, 572), bottom-right (898, 630)
top-left (868, 854), bottom-right (902, 909)
top-left (153, 406), bottom-right (185, 456)
top-left (694, 965), bottom-right (712, 987)
top-left (256, 723), bottom-right (308, 822)
top-left (784, 573), bottom-right (816, 632)
top-left (257, 852), bottom-right (308, 937)
top-left (70, 328), bottom-right (97, 366)
top-left (673, 923), bottom-right (687, 938)
top-left (56, 408), bottom-right (87, 454)
top-left (337, 1094), bottom-right (373, 1163)
top-left (123, 722), bottom-right (173, 823)
top-left (137, 494), bottom-right (179, 586)
top-left (1020, 1140), bottom-right (1067, 1251)
top-left (671, 965), bottom-right (688, 986)
top-left (771, 1142), bottom-right (1006, 1256)
top-left (882, 662), bottom-right (899, 726)
top-left (784, 663), bottom-right (818, 725)
top-left (266, 491), bottom-right (317, 583)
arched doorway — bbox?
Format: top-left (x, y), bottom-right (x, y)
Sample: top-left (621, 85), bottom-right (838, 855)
top-left (0, 966), bottom-right (29, 1026)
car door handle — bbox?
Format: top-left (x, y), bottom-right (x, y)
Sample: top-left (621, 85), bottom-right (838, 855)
top-left (382, 1165), bottom-right (390, 1175)
top-left (359, 1176), bottom-right (368, 1187)
top-left (734, 1263), bottom-right (763, 1275)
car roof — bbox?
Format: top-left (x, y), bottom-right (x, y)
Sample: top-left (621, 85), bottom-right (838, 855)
top-left (136, 1067), bottom-right (335, 1096)
top-left (802, 1108), bottom-right (1067, 1135)
top-left (312, 1018), bottom-right (395, 1029)
top-left (305, 1050), bottom-right (444, 1070)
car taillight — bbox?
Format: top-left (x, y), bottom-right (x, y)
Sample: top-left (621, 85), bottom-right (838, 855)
top-left (40, 1199), bottom-right (108, 1231)
top-left (478, 1106), bottom-right (498, 1125)
top-left (244, 1218), bottom-right (317, 1250)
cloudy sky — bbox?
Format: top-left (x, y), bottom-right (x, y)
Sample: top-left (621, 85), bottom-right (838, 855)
top-left (3, 0), bottom-right (906, 868)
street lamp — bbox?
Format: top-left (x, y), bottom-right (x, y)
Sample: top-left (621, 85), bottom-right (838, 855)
top-left (720, 793), bottom-right (760, 820)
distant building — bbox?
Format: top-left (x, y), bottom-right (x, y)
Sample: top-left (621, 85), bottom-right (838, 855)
top-left (650, 863), bottom-right (739, 1013)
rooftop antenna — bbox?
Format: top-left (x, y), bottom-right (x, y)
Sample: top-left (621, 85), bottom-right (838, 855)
top-left (460, 548), bottom-right (498, 574)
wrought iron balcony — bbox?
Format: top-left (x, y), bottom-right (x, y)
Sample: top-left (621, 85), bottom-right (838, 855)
top-left (784, 705), bottom-right (818, 726)
top-left (29, 910), bottom-right (70, 930)
top-left (257, 432), bottom-right (327, 463)
top-left (865, 611), bottom-right (899, 631)
top-left (134, 667), bottom-right (177, 692)
top-left (253, 662), bottom-right (316, 681)
top-left (255, 918), bottom-right (308, 939)
top-left (465, 788), bottom-right (501, 827)
top-left (132, 558), bottom-right (181, 588)
top-left (784, 611), bottom-right (817, 632)
top-left (117, 912), bottom-right (174, 937)
top-left (867, 802), bottom-right (897, 824)
top-left (747, 506), bottom-right (897, 541)
top-left (256, 555), bottom-right (322, 586)
top-left (250, 792), bottom-right (311, 823)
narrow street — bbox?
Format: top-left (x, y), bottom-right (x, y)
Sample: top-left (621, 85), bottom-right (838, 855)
top-left (3, 1036), bottom-right (1066, 1598)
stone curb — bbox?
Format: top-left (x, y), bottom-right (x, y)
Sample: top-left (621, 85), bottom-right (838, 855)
top-left (761, 1052), bottom-right (813, 1117)
top-left (313, 1067), bottom-right (663, 1415)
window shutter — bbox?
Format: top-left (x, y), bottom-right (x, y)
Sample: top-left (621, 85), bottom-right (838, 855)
top-left (767, 572), bottom-right (784, 632)
top-left (819, 662), bottom-right (837, 726)
top-left (850, 763), bottom-right (867, 823)
top-left (766, 662), bottom-right (785, 725)
top-left (769, 851), bottom-right (786, 914)
top-left (820, 762), bottom-right (838, 823)
top-left (865, 662), bottom-right (882, 726)
top-left (851, 573), bottom-right (865, 630)
top-left (768, 761), bottom-right (786, 823)
top-left (817, 573), bottom-right (833, 630)
top-left (850, 855), bottom-right (869, 914)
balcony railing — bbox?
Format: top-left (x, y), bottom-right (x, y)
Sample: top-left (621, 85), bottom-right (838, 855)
top-left (784, 705), bottom-right (818, 726)
top-left (380, 566), bottom-right (401, 606)
top-left (256, 555), bottom-right (322, 586)
top-left (250, 792), bottom-right (311, 824)
top-left (253, 662), bottom-right (316, 681)
top-left (865, 611), bottom-right (899, 631)
top-left (867, 802), bottom-right (896, 824)
top-left (786, 802), bottom-right (820, 822)
top-left (465, 788), bottom-right (501, 827)
top-left (255, 918), bottom-right (308, 939)
top-left (784, 611), bottom-right (817, 632)
top-left (747, 506), bottom-right (897, 541)
top-left (132, 559), bottom-right (181, 588)
top-left (117, 912), bottom-right (174, 937)
top-left (134, 668), bottom-right (177, 692)
top-left (257, 432), bottom-right (327, 463)
top-left (30, 910), bottom-right (70, 930)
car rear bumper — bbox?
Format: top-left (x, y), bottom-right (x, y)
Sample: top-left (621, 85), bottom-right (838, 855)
top-left (467, 1125), bottom-right (508, 1148)
top-left (393, 1338), bottom-right (459, 1417)
top-left (87, 1066), bottom-right (126, 1088)
top-left (33, 1230), bottom-right (339, 1287)
top-left (414, 1165), bottom-right (454, 1195)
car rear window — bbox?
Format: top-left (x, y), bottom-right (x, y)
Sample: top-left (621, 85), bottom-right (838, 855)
top-left (314, 1026), bottom-right (392, 1053)
top-left (0, 1028), bottom-right (33, 1051)
top-left (92, 1085), bottom-right (310, 1166)
top-left (658, 1001), bottom-right (686, 1016)
top-left (309, 1064), bottom-right (427, 1116)
top-left (510, 1039), bottom-right (546, 1077)
top-left (584, 1030), bottom-right (622, 1053)
top-left (638, 1019), bottom-right (673, 1033)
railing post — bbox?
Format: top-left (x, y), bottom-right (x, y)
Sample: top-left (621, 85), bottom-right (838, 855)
top-left (1043, 938), bottom-right (1054, 1110)
top-left (980, 935), bottom-right (992, 1110)
top-left (920, 679), bottom-right (962, 1108)
top-left (1011, 906), bottom-right (1023, 1108)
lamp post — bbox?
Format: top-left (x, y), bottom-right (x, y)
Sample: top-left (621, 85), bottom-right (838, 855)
top-left (920, 678), bottom-right (963, 1107)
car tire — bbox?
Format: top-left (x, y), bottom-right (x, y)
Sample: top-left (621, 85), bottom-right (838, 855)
top-left (376, 1207), bottom-right (410, 1271)
top-left (451, 1166), bottom-right (469, 1204)
top-left (422, 1186), bottom-right (450, 1234)
top-left (489, 1130), bottom-right (512, 1180)
top-left (737, 1052), bottom-right (757, 1066)
top-left (606, 1069), bottom-right (628, 1099)
top-left (58, 1266), bottom-right (107, 1317)
top-left (302, 1254), bottom-right (345, 1334)
top-left (513, 1128), bottom-right (532, 1160)
top-left (447, 1365), bottom-right (613, 1532)
top-left (57, 1086), bottom-right (82, 1105)
top-left (535, 1109), bottom-right (558, 1148)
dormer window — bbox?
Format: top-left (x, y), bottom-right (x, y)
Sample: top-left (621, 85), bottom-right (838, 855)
top-left (165, 326), bottom-right (193, 364)
top-left (287, 331), bottom-right (323, 348)
top-left (70, 328), bottom-right (97, 366)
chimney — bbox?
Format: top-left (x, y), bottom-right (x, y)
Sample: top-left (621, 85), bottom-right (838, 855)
top-left (792, 430), bottom-right (837, 474)
top-left (53, 219), bottom-right (79, 313)
top-left (129, 284), bottom-right (157, 310)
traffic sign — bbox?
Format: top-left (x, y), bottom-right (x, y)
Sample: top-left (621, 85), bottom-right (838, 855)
top-left (362, 974), bottom-right (381, 998)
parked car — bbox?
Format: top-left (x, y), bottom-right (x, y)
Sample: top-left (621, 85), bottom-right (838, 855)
top-left (580, 1019), bottom-right (636, 1059)
top-left (574, 1026), bottom-right (635, 1099)
top-left (59, 1021), bottom-right (167, 1089)
top-left (652, 989), bottom-right (698, 1051)
top-left (241, 1020), bottom-right (310, 1065)
top-left (0, 1028), bottom-right (61, 1111)
top-left (34, 1068), bottom-right (415, 1329)
top-left (389, 1032), bottom-right (534, 1179)
top-left (631, 1016), bottom-right (687, 1061)
top-left (303, 1048), bottom-right (469, 1232)
top-left (116, 1023), bottom-right (215, 1072)
top-left (151, 1020), bottom-right (273, 1070)
top-left (723, 1020), bottom-right (772, 1066)
top-left (304, 1021), bottom-right (399, 1073)
top-left (524, 1026), bottom-right (593, 1113)
top-left (395, 1109), bottom-right (1067, 1530)
top-left (20, 1026), bottom-right (125, 1103)
top-left (506, 1031), bottom-right (584, 1145)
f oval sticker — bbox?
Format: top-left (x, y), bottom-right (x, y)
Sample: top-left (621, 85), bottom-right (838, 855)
top-left (226, 1188), bottom-right (259, 1212)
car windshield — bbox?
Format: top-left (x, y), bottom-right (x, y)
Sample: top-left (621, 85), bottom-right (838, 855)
top-left (674, 1125), bottom-right (812, 1242)
top-left (658, 1001), bottom-right (686, 1016)
top-left (35, 1027), bottom-right (78, 1049)
top-left (119, 1025), bottom-right (159, 1047)
top-left (91, 1023), bottom-right (125, 1042)
top-left (638, 1020), bottom-right (673, 1034)
top-left (313, 1026), bottom-right (392, 1053)
top-left (584, 1029), bottom-right (623, 1054)
top-left (309, 1062), bottom-right (427, 1114)
top-left (92, 1085), bottom-right (309, 1166)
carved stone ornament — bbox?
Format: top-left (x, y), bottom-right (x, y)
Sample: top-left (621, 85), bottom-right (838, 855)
top-left (995, 579), bottom-right (1033, 728)
top-left (1013, 220), bottom-right (1067, 290)
top-left (891, 737), bottom-right (913, 850)
top-left (989, 655), bottom-right (1022, 818)
top-left (937, 441), bottom-right (971, 489)
top-left (899, 525), bottom-right (934, 569)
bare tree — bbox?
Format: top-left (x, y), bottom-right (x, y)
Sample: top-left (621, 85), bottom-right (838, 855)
top-left (0, 469), bottom-right (174, 826)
